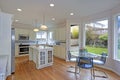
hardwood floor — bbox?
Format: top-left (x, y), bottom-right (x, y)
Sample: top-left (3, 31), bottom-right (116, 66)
top-left (7, 56), bottom-right (120, 80)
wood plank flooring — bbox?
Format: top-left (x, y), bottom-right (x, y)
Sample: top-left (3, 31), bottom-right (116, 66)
top-left (7, 56), bottom-right (120, 80)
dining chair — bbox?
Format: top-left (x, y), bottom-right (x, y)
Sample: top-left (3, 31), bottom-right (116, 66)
top-left (93, 53), bottom-right (108, 78)
top-left (67, 51), bottom-right (77, 73)
top-left (76, 57), bottom-right (95, 80)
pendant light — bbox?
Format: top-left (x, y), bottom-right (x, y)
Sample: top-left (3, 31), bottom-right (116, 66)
top-left (40, 14), bottom-right (48, 30)
top-left (33, 20), bottom-right (39, 32)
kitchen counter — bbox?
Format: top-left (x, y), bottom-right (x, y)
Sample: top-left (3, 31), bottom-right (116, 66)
top-left (29, 46), bottom-right (53, 69)
top-left (0, 55), bottom-right (8, 80)
top-left (29, 45), bottom-right (53, 50)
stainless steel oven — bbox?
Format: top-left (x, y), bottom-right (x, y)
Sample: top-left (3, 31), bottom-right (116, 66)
top-left (19, 44), bottom-right (29, 55)
top-left (18, 34), bottom-right (29, 55)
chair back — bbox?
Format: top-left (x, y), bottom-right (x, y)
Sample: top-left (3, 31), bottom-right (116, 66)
top-left (77, 57), bottom-right (93, 69)
top-left (100, 53), bottom-right (107, 64)
top-left (68, 51), bottom-right (71, 61)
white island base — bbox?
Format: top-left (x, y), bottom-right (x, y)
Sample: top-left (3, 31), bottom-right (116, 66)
top-left (29, 46), bottom-right (53, 69)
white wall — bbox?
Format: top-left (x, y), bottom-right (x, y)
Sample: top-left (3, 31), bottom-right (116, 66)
top-left (66, 19), bottom-right (82, 60)
top-left (0, 12), bottom-right (13, 75)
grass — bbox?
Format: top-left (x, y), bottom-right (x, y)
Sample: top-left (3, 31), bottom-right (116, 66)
top-left (118, 49), bottom-right (120, 59)
top-left (86, 45), bottom-right (108, 55)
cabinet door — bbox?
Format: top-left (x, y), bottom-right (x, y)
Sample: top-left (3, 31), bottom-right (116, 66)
top-left (40, 50), bottom-right (46, 65)
top-left (47, 50), bottom-right (53, 63)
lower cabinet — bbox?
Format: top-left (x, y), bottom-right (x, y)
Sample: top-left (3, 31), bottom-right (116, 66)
top-left (0, 56), bottom-right (8, 80)
top-left (53, 45), bottom-right (66, 59)
top-left (29, 46), bottom-right (53, 69)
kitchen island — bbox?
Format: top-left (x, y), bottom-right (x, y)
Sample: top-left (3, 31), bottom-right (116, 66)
top-left (29, 46), bottom-right (53, 69)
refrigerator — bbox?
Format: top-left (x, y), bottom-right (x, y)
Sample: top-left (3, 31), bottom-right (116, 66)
top-left (11, 28), bottom-right (15, 73)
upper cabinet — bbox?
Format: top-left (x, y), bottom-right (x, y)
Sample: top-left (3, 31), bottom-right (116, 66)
top-left (53, 27), bottom-right (66, 41)
top-left (15, 28), bottom-right (36, 40)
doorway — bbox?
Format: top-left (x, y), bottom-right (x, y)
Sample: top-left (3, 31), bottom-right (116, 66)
top-left (70, 25), bottom-right (79, 56)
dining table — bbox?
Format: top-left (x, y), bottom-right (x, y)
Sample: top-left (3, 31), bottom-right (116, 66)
top-left (72, 52), bottom-right (98, 74)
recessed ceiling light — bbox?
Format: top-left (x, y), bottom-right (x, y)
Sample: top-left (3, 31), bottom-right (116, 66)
top-left (50, 3), bottom-right (54, 7)
top-left (52, 18), bottom-right (55, 20)
top-left (17, 8), bottom-right (22, 11)
top-left (70, 13), bottom-right (74, 15)
top-left (15, 20), bottom-right (19, 22)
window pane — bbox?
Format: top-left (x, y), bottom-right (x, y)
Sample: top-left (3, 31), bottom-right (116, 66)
top-left (117, 16), bottom-right (120, 59)
top-left (36, 31), bottom-right (47, 44)
top-left (36, 31), bottom-right (47, 39)
top-left (70, 25), bottom-right (79, 56)
top-left (85, 20), bottom-right (108, 55)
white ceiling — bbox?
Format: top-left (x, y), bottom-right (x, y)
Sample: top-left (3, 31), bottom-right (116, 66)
top-left (0, 0), bottom-right (120, 29)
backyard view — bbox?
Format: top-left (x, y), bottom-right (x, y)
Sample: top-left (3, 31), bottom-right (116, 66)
top-left (85, 20), bottom-right (108, 55)
top-left (70, 25), bottom-right (79, 55)
top-left (117, 16), bottom-right (120, 59)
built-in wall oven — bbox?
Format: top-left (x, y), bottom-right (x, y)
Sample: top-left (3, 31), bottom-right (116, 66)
top-left (19, 44), bottom-right (29, 55)
top-left (18, 34), bottom-right (29, 55)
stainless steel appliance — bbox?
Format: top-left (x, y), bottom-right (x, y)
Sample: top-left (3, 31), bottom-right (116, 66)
top-left (18, 34), bottom-right (29, 55)
top-left (19, 34), bottom-right (29, 40)
top-left (11, 28), bottom-right (15, 73)
top-left (19, 44), bottom-right (29, 55)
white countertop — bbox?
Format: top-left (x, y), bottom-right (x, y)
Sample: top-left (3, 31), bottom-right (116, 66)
top-left (29, 46), bottom-right (53, 50)
top-left (0, 55), bottom-right (8, 76)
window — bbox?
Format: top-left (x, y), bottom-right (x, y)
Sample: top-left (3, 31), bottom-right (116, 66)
top-left (70, 25), bottom-right (79, 56)
top-left (85, 19), bottom-right (108, 55)
top-left (48, 32), bottom-right (53, 40)
top-left (36, 31), bottom-right (53, 44)
top-left (48, 32), bottom-right (54, 44)
top-left (36, 31), bottom-right (47, 44)
top-left (115, 16), bottom-right (120, 60)
top-left (36, 31), bottom-right (47, 39)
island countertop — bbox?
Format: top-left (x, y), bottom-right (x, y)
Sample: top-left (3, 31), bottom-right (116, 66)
top-left (29, 45), bottom-right (53, 50)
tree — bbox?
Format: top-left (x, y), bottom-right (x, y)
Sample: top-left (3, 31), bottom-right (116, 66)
top-left (86, 26), bottom-right (99, 47)
top-left (99, 33), bottom-right (108, 47)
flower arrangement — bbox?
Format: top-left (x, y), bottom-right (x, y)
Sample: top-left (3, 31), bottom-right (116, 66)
top-left (79, 47), bottom-right (87, 54)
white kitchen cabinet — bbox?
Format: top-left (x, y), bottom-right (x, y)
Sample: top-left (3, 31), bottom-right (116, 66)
top-left (29, 46), bottom-right (53, 69)
top-left (0, 56), bottom-right (8, 80)
top-left (0, 12), bottom-right (13, 76)
top-left (15, 28), bottom-right (36, 40)
top-left (53, 45), bottom-right (66, 60)
top-left (53, 27), bottom-right (66, 41)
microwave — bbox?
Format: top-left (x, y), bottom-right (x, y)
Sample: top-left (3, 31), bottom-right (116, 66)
top-left (19, 34), bottom-right (29, 40)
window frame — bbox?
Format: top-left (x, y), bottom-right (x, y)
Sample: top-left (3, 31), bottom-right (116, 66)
top-left (85, 19), bottom-right (109, 55)
top-left (114, 15), bottom-right (120, 61)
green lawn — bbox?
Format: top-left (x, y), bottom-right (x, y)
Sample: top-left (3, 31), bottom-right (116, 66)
top-left (86, 46), bottom-right (108, 55)
top-left (118, 49), bottom-right (120, 59)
